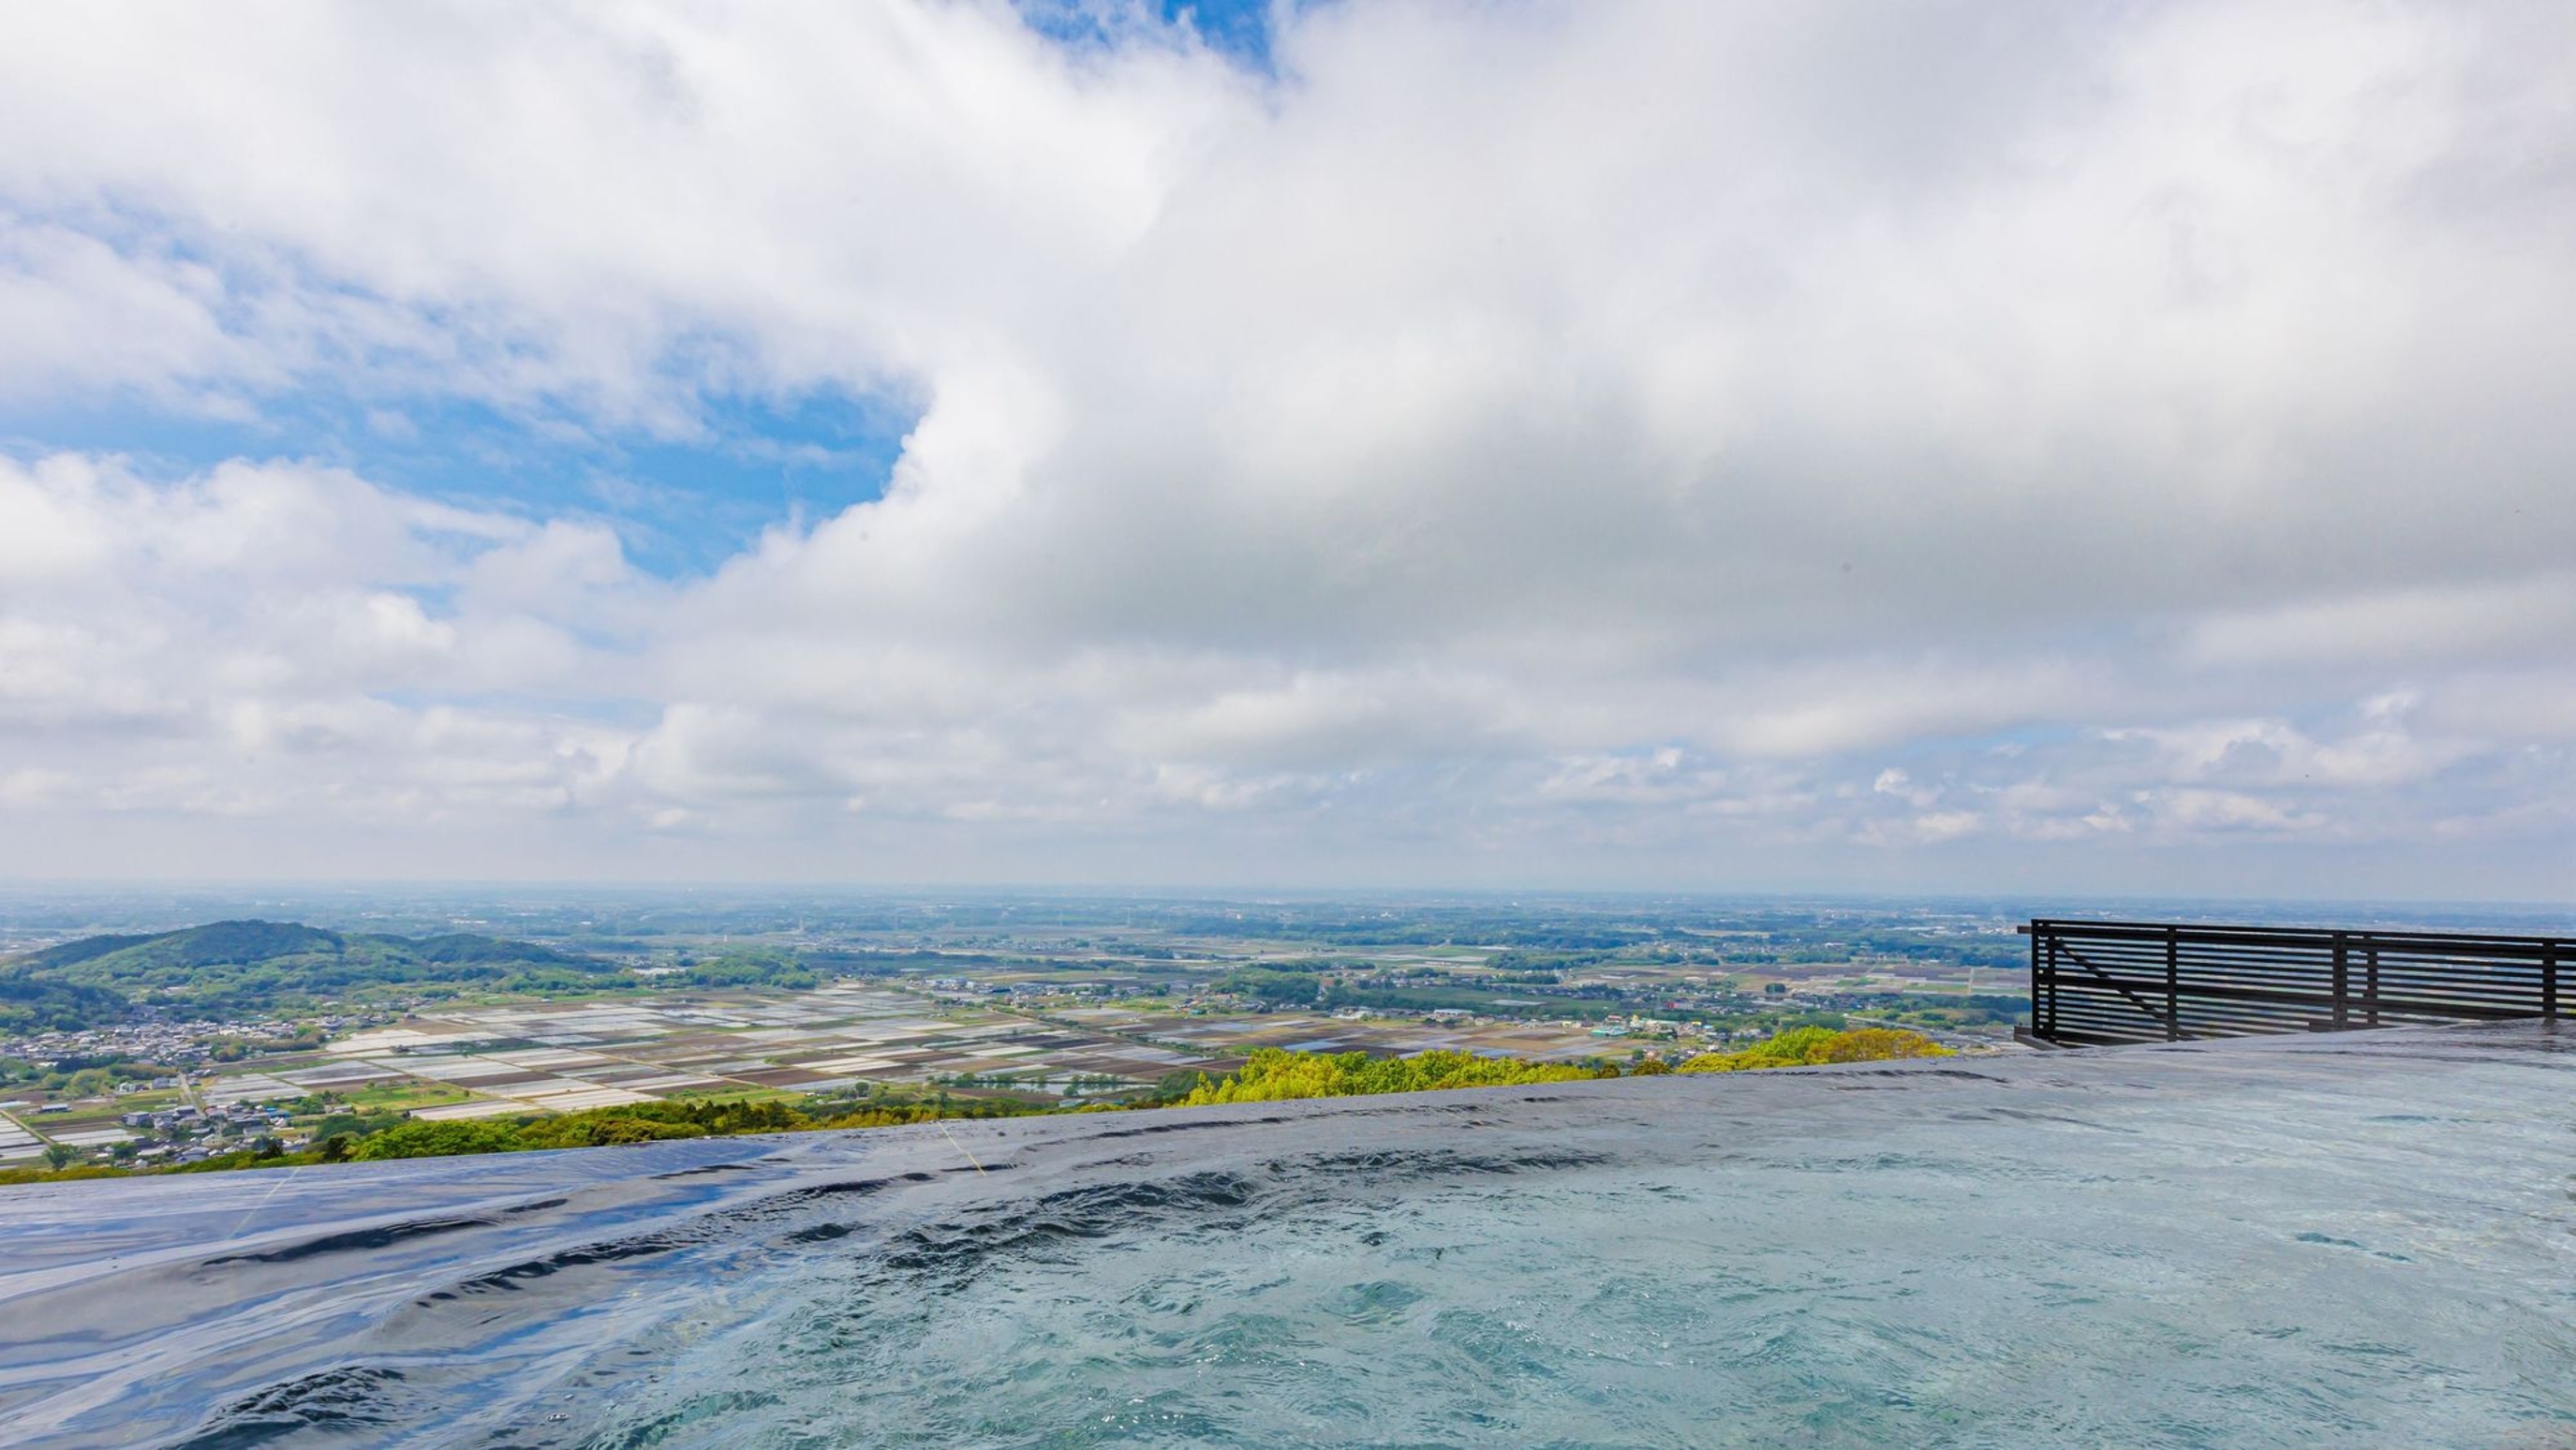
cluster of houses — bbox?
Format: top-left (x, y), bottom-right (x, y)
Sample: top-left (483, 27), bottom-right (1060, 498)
top-left (11, 1019), bottom-right (239, 1069)
top-left (5, 1012), bottom-right (368, 1074)
top-left (115, 1102), bottom-right (298, 1164)
top-left (923, 976), bottom-right (1140, 1001)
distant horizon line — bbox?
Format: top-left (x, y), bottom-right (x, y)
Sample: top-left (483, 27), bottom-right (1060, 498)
top-left (0, 880), bottom-right (2568, 912)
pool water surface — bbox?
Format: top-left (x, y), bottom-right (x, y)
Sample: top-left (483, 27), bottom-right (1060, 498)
top-left (4, 1023), bottom-right (2573, 1446)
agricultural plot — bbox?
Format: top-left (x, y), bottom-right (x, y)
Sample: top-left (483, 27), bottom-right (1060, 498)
top-left (194, 982), bottom-right (1239, 1117)
top-left (173, 979), bottom-right (1630, 1126)
top-left (0, 1114), bottom-right (49, 1163)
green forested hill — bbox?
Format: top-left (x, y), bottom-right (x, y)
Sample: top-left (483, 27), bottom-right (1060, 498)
top-left (15, 932), bottom-right (159, 971)
top-left (23, 920), bottom-right (350, 973)
top-left (0, 974), bottom-right (133, 1035)
top-left (2, 920), bottom-right (615, 1026)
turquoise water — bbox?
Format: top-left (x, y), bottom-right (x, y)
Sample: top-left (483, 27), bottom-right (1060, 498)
top-left (5, 1024), bottom-right (2576, 1446)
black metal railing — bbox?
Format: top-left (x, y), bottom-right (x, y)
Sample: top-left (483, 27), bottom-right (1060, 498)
top-left (2023, 919), bottom-right (2573, 1047)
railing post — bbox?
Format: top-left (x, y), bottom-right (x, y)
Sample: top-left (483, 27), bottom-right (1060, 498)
top-left (2029, 921), bottom-right (2045, 1040)
top-left (2047, 930), bottom-right (2062, 1040)
top-left (2332, 932), bottom-right (2349, 1030)
top-left (2364, 945), bottom-right (2379, 1028)
top-left (2040, 923), bottom-right (2061, 1041)
top-left (2165, 925), bottom-right (2180, 1042)
top-left (2546, 945), bottom-right (2560, 1023)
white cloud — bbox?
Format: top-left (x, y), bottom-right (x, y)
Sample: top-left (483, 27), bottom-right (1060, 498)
top-left (0, 222), bottom-right (254, 401)
top-left (2134, 789), bottom-right (2326, 836)
top-left (0, 1), bottom-right (2569, 893)
top-left (2184, 576), bottom-right (2576, 670)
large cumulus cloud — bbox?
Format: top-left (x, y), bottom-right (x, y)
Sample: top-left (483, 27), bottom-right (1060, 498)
top-left (0, 0), bottom-right (2569, 893)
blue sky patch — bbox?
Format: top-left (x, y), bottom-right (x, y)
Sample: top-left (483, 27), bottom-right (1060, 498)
top-left (2, 384), bottom-right (918, 578)
top-left (1018, 0), bottom-right (1283, 69)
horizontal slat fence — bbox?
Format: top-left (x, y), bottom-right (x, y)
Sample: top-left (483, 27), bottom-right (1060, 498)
top-left (2026, 919), bottom-right (2572, 1047)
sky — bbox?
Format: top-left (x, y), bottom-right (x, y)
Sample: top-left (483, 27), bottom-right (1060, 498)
top-left (0, 0), bottom-right (2570, 898)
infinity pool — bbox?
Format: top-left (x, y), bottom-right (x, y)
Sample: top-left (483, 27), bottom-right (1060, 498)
top-left (6, 1023), bottom-right (2575, 1446)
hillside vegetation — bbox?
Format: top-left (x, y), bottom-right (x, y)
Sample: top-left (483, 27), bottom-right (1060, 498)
top-left (1, 920), bottom-right (617, 1026)
top-left (1674, 1026), bottom-right (1954, 1073)
top-left (0, 974), bottom-right (135, 1035)
top-left (1176, 1048), bottom-right (1600, 1103)
top-left (1175, 1028), bottom-right (1951, 1105)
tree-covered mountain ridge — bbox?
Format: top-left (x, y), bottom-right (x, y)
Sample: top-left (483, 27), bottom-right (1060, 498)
top-left (1, 919), bottom-right (612, 1028)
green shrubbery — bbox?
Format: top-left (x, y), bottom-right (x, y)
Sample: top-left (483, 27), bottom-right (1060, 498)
top-left (350, 1119), bottom-right (526, 1160)
top-left (347, 1093), bottom-right (1041, 1161)
top-left (1176, 1026), bottom-right (1952, 1105)
top-left (1674, 1026), bottom-right (1950, 1073)
top-left (1177, 1047), bottom-right (1602, 1104)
